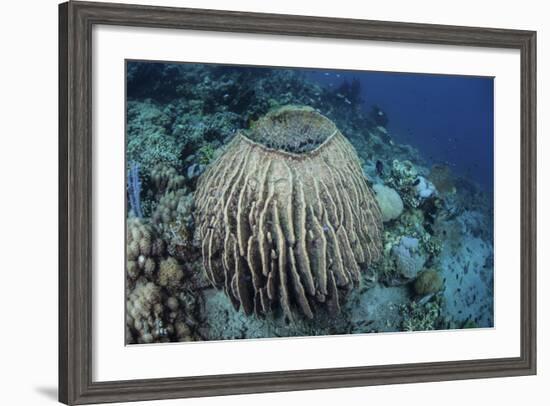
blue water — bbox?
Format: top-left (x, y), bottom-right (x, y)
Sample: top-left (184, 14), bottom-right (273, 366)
top-left (306, 70), bottom-right (494, 190)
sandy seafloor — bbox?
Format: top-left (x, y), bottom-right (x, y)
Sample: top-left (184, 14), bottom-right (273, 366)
top-left (124, 62), bottom-right (494, 344)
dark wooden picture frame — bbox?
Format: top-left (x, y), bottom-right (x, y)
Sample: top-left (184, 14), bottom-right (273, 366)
top-left (59, 1), bottom-right (536, 404)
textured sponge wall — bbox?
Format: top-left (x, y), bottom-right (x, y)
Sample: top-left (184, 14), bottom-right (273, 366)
top-left (195, 107), bottom-right (383, 320)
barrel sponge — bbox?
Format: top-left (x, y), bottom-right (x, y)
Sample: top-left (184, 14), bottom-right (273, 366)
top-left (194, 106), bottom-right (383, 320)
top-left (372, 184), bottom-right (404, 222)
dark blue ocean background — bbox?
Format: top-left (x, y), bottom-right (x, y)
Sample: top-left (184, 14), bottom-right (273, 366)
top-left (306, 70), bottom-right (494, 190)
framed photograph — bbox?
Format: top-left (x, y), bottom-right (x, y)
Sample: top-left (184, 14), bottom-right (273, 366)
top-left (59, 1), bottom-right (536, 404)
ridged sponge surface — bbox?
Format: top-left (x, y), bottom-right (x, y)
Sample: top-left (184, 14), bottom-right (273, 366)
top-left (194, 106), bottom-right (383, 320)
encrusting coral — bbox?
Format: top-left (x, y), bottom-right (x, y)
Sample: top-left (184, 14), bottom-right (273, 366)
top-left (194, 105), bottom-right (383, 321)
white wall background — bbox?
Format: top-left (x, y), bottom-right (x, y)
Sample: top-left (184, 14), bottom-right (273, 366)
top-left (0, 0), bottom-right (546, 405)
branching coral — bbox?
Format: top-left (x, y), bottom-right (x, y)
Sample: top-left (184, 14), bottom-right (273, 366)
top-left (195, 106), bottom-right (383, 320)
top-left (126, 100), bottom-right (180, 173)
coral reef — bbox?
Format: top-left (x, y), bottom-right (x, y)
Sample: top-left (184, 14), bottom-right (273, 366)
top-left (158, 257), bottom-right (185, 290)
top-left (126, 279), bottom-right (197, 343)
top-left (126, 217), bottom-right (165, 281)
top-left (126, 280), bottom-right (164, 343)
top-left (400, 298), bottom-right (442, 331)
top-left (127, 162), bottom-right (143, 218)
top-left (414, 269), bottom-right (443, 296)
top-left (429, 164), bottom-right (455, 196)
top-left (372, 184), bottom-right (404, 222)
top-left (124, 62), bottom-right (495, 341)
top-left (126, 100), bottom-right (181, 174)
top-left (415, 176), bottom-right (436, 199)
top-left (387, 159), bottom-right (424, 208)
top-left (246, 105), bottom-right (334, 153)
top-left (150, 163), bottom-right (185, 196)
top-left (391, 236), bottom-right (426, 281)
top-left (152, 188), bottom-right (195, 260)
top-left (195, 106), bottom-right (383, 320)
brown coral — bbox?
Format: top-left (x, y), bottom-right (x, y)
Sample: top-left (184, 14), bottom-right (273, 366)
top-left (126, 217), bottom-right (165, 281)
top-left (151, 163), bottom-right (186, 196)
top-left (126, 279), bottom-right (196, 344)
top-left (428, 164), bottom-right (455, 196)
top-left (414, 269), bottom-right (443, 296)
top-left (152, 188), bottom-right (195, 260)
top-left (194, 106), bottom-right (383, 320)
top-left (158, 257), bottom-right (185, 290)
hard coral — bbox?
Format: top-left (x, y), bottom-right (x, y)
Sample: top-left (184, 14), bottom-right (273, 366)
top-left (195, 106), bottom-right (383, 320)
top-left (158, 257), bottom-right (184, 290)
top-left (388, 159), bottom-right (421, 208)
top-left (126, 280), bottom-right (164, 344)
top-left (150, 163), bottom-right (185, 196)
top-left (400, 299), bottom-right (442, 331)
top-left (126, 279), bottom-right (196, 344)
top-left (152, 188), bottom-right (195, 260)
top-left (414, 269), bottom-right (443, 296)
top-left (428, 164), bottom-right (455, 196)
top-left (372, 184), bottom-right (404, 222)
top-left (126, 217), bottom-right (165, 281)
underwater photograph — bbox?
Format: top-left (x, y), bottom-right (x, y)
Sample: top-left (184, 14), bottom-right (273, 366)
top-left (125, 61), bottom-right (494, 344)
